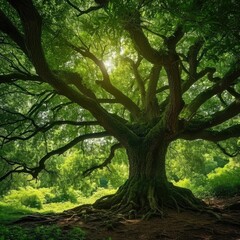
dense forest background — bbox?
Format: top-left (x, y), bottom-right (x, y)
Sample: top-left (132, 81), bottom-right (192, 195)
top-left (1, 139), bottom-right (240, 212)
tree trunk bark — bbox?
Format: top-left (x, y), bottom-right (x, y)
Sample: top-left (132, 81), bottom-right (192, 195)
top-left (93, 139), bottom-right (204, 218)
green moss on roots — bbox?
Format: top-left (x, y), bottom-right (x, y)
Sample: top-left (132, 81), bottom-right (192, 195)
top-left (93, 178), bottom-right (205, 219)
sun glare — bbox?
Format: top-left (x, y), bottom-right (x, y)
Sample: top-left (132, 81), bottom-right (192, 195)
top-left (104, 59), bottom-right (114, 72)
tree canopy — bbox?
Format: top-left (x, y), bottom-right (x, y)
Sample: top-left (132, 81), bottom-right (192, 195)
top-left (0, 0), bottom-right (240, 217)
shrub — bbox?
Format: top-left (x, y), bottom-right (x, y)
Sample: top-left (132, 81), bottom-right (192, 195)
top-left (207, 160), bottom-right (240, 197)
top-left (21, 194), bottom-right (42, 209)
top-left (48, 187), bottom-right (80, 203)
top-left (2, 187), bottom-right (48, 209)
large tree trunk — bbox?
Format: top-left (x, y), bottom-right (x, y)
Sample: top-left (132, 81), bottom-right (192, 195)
top-left (93, 139), bottom-right (204, 218)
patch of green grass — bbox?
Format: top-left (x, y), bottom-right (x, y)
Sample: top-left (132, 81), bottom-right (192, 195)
top-left (1, 187), bottom-right (116, 212)
top-left (0, 187), bottom-right (117, 226)
top-left (0, 224), bottom-right (86, 240)
top-left (39, 201), bottom-right (79, 213)
top-left (0, 202), bottom-right (34, 224)
top-left (0, 188), bottom-right (118, 240)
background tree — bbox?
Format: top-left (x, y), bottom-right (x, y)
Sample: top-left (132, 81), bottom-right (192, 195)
top-left (0, 0), bottom-right (239, 217)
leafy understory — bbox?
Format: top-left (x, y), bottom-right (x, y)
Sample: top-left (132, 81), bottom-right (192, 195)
top-left (0, 224), bottom-right (86, 240)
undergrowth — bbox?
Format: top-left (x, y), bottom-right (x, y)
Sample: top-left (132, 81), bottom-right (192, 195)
top-left (0, 224), bottom-right (86, 240)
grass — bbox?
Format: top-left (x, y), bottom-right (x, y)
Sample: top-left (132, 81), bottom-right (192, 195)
top-left (0, 188), bottom-right (116, 239)
top-left (0, 188), bottom-right (116, 223)
top-left (0, 202), bottom-right (34, 224)
top-left (0, 201), bottom-right (79, 224)
top-left (0, 202), bottom-right (87, 240)
top-left (0, 201), bottom-right (114, 240)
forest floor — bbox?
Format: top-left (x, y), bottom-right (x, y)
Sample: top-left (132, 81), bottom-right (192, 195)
top-left (11, 195), bottom-right (240, 240)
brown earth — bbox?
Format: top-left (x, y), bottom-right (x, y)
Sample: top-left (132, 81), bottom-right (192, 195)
top-left (14, 196), bottom-right (240, 240)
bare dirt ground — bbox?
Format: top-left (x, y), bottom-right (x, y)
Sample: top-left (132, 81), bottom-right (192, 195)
top-left (14, 196), bottom-right (240, 240)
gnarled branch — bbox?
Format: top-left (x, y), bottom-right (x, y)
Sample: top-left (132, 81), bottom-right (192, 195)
top-left (180, 124), bottom-right (240, 142)
top-left (65, 0), bottom-right (104, 17)
top-left (0, 10), bottom-right (27, 55)
top-left (5, 0), bottom-right (139, 145)
top-left (124, 10), bottom-right (167, 65)
top-left (0, 118), bottom-right (100, 146)
top-left (0, 131), bottom-right (110, 181)
top-left (64, 41), bottom-right (141, 119)
top-left (82, 143), bottom-right (122, 176)
top-left (187, 99), bottom-right (240, 131)
top-left (184, 67), bottom-right (240, 120)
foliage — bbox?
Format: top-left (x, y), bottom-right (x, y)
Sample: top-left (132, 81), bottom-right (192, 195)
top-left (3, 187), bottom-right (47, 208)
top-left (167, 139), bottom-right (240, 197)
top-left (0, 186), bottom-right (117, 217)
top-left (0, 224), bottom-right (86, 240)
top-left (175, 165), bottom-right (240, 198)
top-left (90, 188), bottom-right (116, 201)
top-left (20, 194), bottom-right (42, 209)
top-left (207, 159), bottom-right (240, 197)
top-left (0, 202), bottom-right (33, 224)
top-left (0, 0), bottom-right (239, 215)
top-left (2, 187), bottom-right (71, 209)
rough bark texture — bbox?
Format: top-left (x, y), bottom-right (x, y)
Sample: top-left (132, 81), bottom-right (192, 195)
top-left (93, 141), bottom-right (205, 218)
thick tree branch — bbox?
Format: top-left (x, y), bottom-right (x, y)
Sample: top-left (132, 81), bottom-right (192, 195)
top-left (55, 70), bottom-right (97, 100)
top-left (184, 67), bottom-right (240, 120)
top-left (124, 10), bottom-right (167, 65)
top-left (0, 131), bottom-right (110, 181)
top-left (227, 87), bottom-right (240, 98)
top-left (145, 65), bottom-right (162, 118)
top-left (96, 80), bottom-right (142, 119)
top-left (186, 39), bottom-right (203, 79)
top-left (182, 67), bottom-right (215, 93)
top-left (180, 124), bottom-right (240, 142)
top-left (161, 26), bottom-right (185, 132)
top-left (65, 0), bottom-right (103, 17)
top-left (164, 26), bottom-right (184, 51)
top-left (164, 53), bottom-right (184, 133)
top-left (98, 98), bottom-right (119, 104)
top-left (0, 119), bottom-right (100, 146)
top-left (32, 131), bottom-right (110, 178)
top-left (192, 99), bottom-right (240, 130)
top-left (64, 42), bottom-right (141, 119)
top-left (0, 10), bottom-right (28, 55)
top-left (6, 0), bottom-right (139, 146)
top-left (0, 73), bottom-right (41, 84)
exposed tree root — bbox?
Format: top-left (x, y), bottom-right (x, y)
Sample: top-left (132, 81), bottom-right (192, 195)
top-left (12, 181), bottom-right (220, 228)
top-left (57, 180), bottom-right (220, 228)
top-left (89, 179), bottom-right (208, 221)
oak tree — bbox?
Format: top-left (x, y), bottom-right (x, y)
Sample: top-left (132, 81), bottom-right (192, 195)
top-left (0, 0), bottom-right (240, 217)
